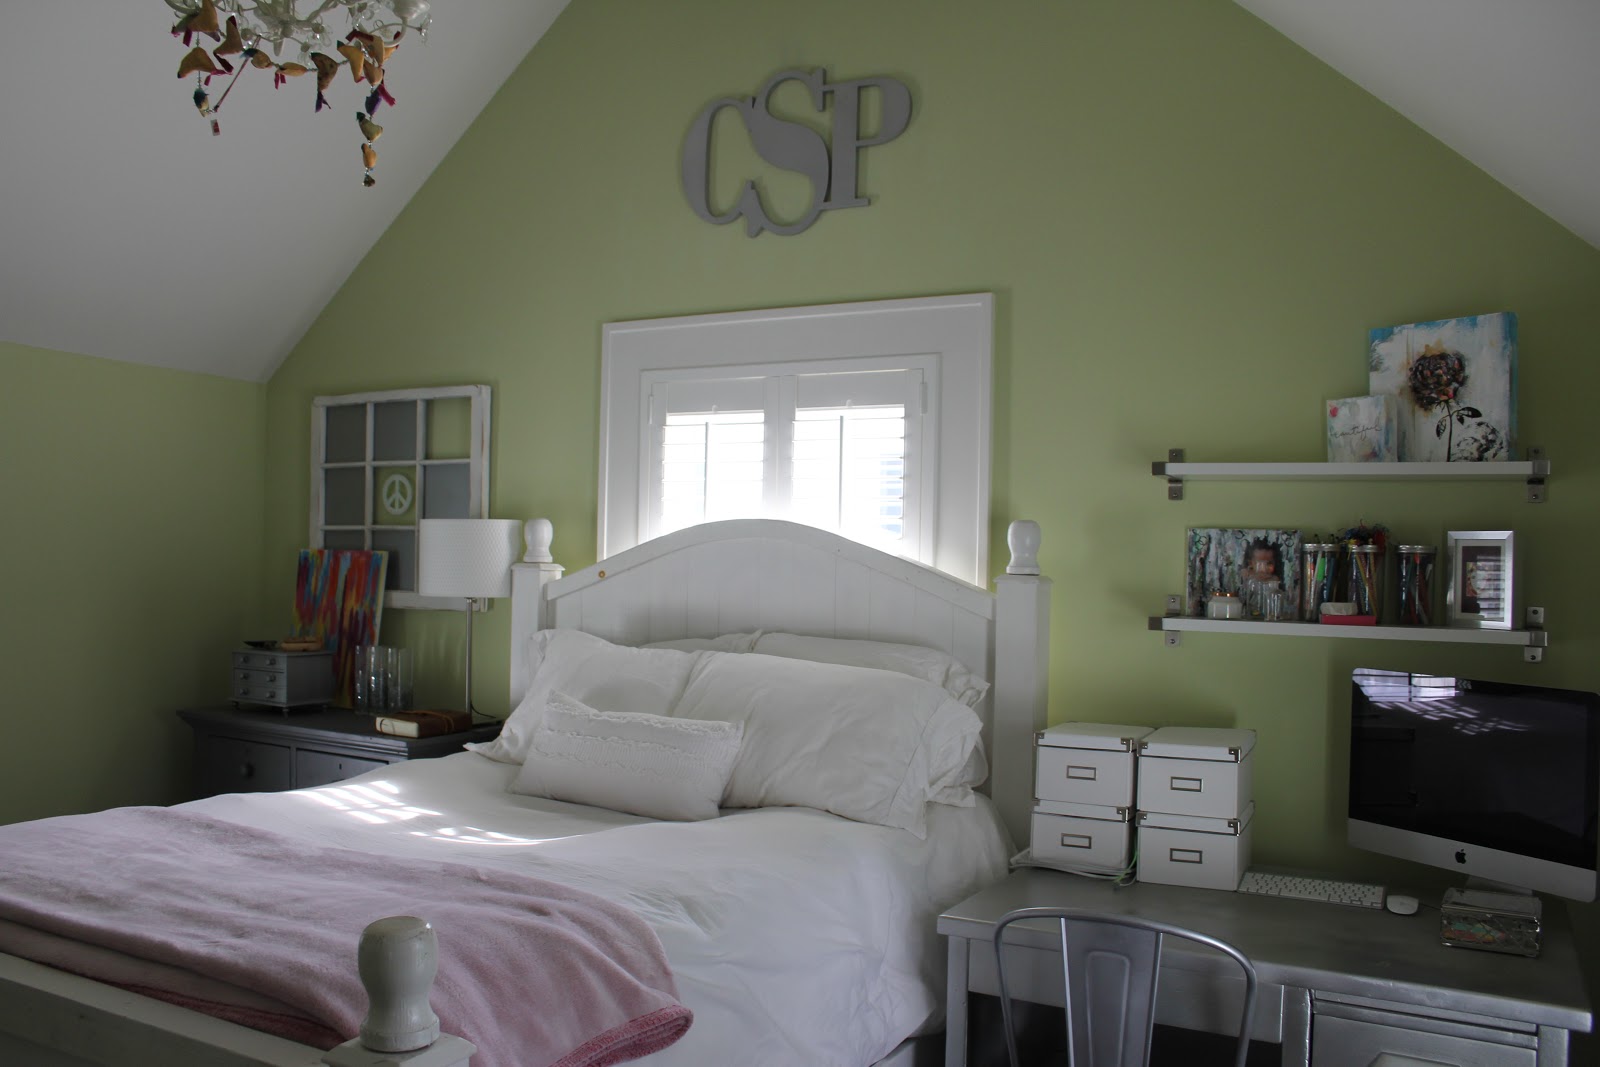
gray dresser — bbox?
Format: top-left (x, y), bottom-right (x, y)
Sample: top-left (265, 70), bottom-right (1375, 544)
top-left (230, 648), bottom-right (335, 710)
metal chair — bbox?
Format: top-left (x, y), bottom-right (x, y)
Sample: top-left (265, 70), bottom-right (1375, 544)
top-left (991, 907), bottom-right (1258, 1067)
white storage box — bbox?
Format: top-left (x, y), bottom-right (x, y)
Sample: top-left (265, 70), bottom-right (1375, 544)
top-left (1034, 722), bottom-right (1154, 809)
top-left (1136, 726), bottom-right (1256, 820)
top-left (1136, 803), bottom-right (1254, 891)
top-left (1030, 800), bottom-right (1133, 873)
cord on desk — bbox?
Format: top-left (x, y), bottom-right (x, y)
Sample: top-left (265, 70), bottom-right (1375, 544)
top-left (1010, 844), bottom-right (1139, 888)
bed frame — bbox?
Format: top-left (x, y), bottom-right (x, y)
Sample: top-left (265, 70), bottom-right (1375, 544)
top-left (0, 518), bottom-right (1052, 1067)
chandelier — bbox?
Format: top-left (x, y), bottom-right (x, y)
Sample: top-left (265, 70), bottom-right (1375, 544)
top-left (168, 0), bottom-right (433, 186)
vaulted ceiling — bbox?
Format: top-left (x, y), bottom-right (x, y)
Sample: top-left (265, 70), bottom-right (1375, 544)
top-left (1, 1), bottom-right (1593, 383)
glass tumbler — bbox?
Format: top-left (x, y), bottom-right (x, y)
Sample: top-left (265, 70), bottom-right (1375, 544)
top-left (1397, 545), bottom-right (1437, 626)
top-left (385, 647), bottom-right (413, 711)
top-left (352, 645), bottom-right (372, 710)
top-left (365, 645), bottom-right (387, 712)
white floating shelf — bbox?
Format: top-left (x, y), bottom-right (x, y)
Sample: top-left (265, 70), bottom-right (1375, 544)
top-left (1154, 460), bottom-right (1544, 480)
top-left (1152, 451), bottom-right (1549, 501)
top-left (1148, 615), bottom-right (1549, 660)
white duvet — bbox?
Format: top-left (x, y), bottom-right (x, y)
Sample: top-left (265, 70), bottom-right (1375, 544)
top-left (188, 751), bottom-right (1011, 1067)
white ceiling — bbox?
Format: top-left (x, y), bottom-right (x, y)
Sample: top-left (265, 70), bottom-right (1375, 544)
top-left (1234, 0), bottom-right (1600, 251)
top-left (0, 1), bottom-right (568, 382)
top-left (1, 2), bottom-right (1593, 383)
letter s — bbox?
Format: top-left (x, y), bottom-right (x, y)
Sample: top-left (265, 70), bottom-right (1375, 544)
top-left (740, 69), bottom-right (831, 237)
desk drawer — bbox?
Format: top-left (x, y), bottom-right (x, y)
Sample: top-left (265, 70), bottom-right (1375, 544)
top-left (295, 749), bottom-right (388, 788)
top-left (197, 736), bottom-right (294, 795)
top-left (967, 939), bottom-right (1284, 1044)
top-left (1311, 1010), bottom-right (1535, 1067)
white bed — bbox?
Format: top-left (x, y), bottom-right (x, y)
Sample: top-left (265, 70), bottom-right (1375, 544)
top-left (0, 518), bottom-right (1052, 1067)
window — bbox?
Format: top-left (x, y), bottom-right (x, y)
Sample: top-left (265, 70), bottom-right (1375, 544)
top-left (601, 295), bottom-right (992, 583)
top-left (310, 385), bottom-right (491, 608)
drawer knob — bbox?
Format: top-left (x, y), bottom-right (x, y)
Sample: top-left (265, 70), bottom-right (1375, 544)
top-left (239, 762), bottom-right (255, 779)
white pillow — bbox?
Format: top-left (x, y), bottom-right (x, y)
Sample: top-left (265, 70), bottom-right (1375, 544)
top-left (511, 692), bottom-right (743, 821)
top-left (467, 630), bottom-right (698, 765)
top-left (670, 652), bottom-right (982, 837)
top-left (751, 632), bottom-right (990, 709)
top-left (643, 632), bottom-right (761, 653)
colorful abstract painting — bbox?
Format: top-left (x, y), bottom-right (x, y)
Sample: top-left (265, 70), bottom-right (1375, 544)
top-left (293, 549), bottom-right (388, 707)
top-left (1368, 312), bottom-right (1517, 461)
top-left (1326, 394), bottom-right (1396, 462)
top-left (1184, 528), bottom-right (1304, 618)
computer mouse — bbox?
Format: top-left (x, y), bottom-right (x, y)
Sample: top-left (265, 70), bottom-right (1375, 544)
top-left (1385, 894), bottom-right (1419, 916)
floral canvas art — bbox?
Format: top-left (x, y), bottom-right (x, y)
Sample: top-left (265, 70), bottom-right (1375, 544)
top-left (1368, 312), bottom-right (1517, 461)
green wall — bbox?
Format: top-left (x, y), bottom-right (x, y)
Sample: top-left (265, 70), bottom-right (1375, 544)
top-left (0, 343), bottom-right (265, 824)
top-left (262, 0), bottom-right (1600, 1038)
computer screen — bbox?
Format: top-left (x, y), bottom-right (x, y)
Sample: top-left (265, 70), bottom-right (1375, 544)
top-left (1347, 668), bottom-right (1600, 902)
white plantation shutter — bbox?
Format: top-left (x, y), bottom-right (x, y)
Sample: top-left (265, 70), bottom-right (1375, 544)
top-left (643, 365), bottom-right (930, 563)
top-left (603, 295), bottom-right (993, 582)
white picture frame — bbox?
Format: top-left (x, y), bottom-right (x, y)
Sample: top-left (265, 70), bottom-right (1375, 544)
top-left (1445, 530), bottom-right (1514, 629)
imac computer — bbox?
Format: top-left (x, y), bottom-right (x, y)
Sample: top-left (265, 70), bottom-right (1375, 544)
top-left (1348, 668), bottom-right (1600, 902)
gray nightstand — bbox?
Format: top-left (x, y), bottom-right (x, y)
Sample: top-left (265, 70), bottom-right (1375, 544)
top-left (177, 706), bottom-right (502, 799)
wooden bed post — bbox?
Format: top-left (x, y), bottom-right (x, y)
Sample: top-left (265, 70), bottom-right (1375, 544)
top-left (323, 917), bottom-right (475, 1066)
top-left (509, 518), bottom-right (564, 707)
top-left (990, 520), bottom-right (1051, 851)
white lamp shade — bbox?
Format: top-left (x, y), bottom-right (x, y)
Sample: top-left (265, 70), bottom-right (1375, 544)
top-left (417, 519), bottom-right (523, 599)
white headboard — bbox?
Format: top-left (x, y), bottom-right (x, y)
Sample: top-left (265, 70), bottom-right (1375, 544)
top-left (507, 518), bottom-right (1051, 846)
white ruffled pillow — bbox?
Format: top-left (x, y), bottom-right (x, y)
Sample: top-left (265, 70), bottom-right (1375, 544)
top-left (670, 652), bottom-right (982, 837)
top-left (467, 630), bottom-right (698, 765)
top-left (511, 692), bottom-right (743, 821)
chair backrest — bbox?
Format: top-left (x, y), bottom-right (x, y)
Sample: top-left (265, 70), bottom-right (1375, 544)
top-left (991, 906), bottom-right (1258, 1067)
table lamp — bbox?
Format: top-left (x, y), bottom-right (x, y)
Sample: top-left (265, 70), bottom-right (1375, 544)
top-left (417, 518), bottom-right (523, 713)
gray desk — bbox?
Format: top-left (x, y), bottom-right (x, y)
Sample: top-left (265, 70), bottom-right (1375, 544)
top-left (938, 869), bottom-right (1591, 1067)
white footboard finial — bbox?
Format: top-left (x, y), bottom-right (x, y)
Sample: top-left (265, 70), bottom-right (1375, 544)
top-left (357, 916), bottom-right (439, 1052)
top-left (323, 916), bottom-right (476, 1066)
top-left (1006, 519), bottom-right (1041, 575)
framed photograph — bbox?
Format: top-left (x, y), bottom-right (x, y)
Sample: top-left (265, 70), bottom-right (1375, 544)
top-left (1184, 528), bottom-right (1304, 618)
top-left (1446, 530), bottom-right (1514, 629)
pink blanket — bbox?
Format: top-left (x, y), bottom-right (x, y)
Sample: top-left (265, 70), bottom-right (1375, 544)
top-left (0, 807), bottom-right (691, 1067)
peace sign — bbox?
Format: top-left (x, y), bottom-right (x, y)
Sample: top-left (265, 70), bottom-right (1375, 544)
top-left (381, 472), bottom-right (414, 516)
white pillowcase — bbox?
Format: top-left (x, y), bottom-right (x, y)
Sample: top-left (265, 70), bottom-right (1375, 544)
top-left (511, 692), bottom-right (744, 821)
top-left (643, 632), bottom-right (761, 653)
top-left (750, 632), bottom-right (991, 709)
top-left (671, 652), bottom-right (982, 837)
top-left (467, 629), bottom-right (698, 765)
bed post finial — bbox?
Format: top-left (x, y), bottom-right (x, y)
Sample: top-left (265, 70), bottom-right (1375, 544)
top-left (1006, 519), bottom-right (1041, 575)
top-left (992, 520), bottom-right (1051, 849)
top-left (525, 518), bottom-right (555, 564)
top-left (322, 916), bottom-right (476, 1065)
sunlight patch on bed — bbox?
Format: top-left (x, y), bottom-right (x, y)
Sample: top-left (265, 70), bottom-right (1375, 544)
top-left (409, 825), bottom-right (577, 847)
top-left (286, 780), bottom-right (573, 845)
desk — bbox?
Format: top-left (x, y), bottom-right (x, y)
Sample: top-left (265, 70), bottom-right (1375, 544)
top-left (938, 869), bottom-right (1591, 1067)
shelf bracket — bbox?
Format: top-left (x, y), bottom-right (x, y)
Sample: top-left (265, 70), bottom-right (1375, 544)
top-left (1526, 446), bottom-right (1548, 503)
top-left (1154, 595), bottom-right (1183, 646)
top-left (1162, 448), bottom-right (1184, 501)
top-left (1524, 606), bottom-right (1547, 662)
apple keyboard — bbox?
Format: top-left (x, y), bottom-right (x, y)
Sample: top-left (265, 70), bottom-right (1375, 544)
top-left (1236, 869), bottom-right (1385, 909)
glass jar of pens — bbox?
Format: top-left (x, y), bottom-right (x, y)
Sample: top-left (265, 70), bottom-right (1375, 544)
top-left (1299, 542), bottom-right (1341, 621)
top-left (1396, 545), bottom-right (1437, 626)
top-left (1334, 523), bottom-right (1390, 624)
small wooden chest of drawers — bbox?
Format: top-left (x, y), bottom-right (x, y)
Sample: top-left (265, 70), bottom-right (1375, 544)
top-left (230, 648), bottom-right (334, 710)
top-left (177, 706), bottom-right (502, 799)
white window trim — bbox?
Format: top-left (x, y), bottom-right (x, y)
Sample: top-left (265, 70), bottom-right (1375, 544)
top-left (600, 293), bottom-right (993, 584)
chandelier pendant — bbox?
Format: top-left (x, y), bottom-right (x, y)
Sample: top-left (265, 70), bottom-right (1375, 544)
top-left (167, 0), bottom-right (432, 186)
